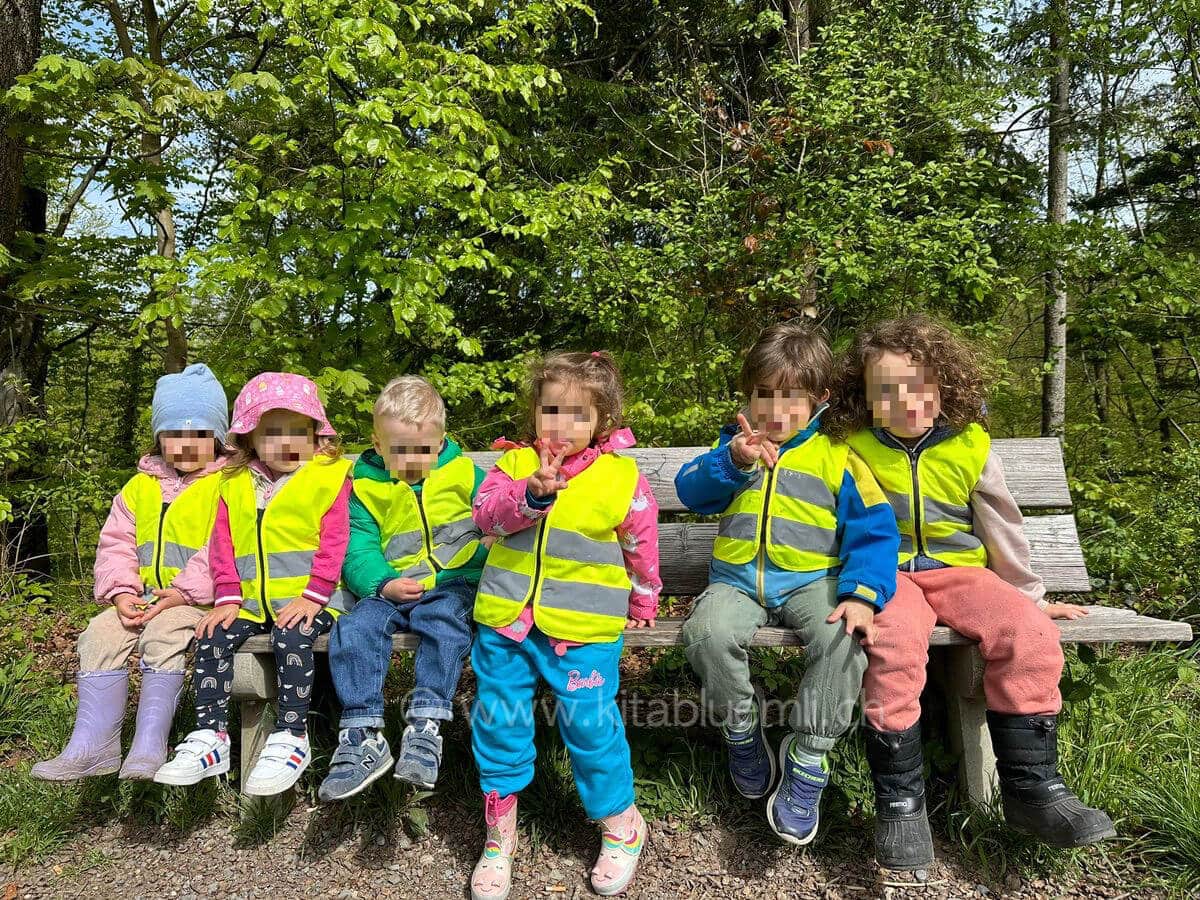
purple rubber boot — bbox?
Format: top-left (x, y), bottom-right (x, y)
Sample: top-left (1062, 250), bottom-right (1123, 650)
top-left (119, 668), bottom-right (186, 780)
top-left (32, 670), bottom-right (128, 781)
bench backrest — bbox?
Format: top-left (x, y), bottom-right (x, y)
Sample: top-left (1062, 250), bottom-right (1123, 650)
top-left (451, 438), bottom-right (1089, 597)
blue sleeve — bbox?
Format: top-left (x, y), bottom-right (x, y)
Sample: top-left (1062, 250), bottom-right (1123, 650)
top-left (673, 428), bottom-right (754, 516)
top-left (834, 464), bottom-right (900, 610)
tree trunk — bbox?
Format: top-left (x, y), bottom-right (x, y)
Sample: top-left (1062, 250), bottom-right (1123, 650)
top-left (1041, 0), bottom-right (1070, 439)
top-left (784, 0), bottom-right (811, 61)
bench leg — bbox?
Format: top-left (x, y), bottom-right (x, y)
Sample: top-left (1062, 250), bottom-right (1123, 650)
top-left (943, 645), bottom-right (998, 807)
top-left (240, 698), bottom-right (273, 789)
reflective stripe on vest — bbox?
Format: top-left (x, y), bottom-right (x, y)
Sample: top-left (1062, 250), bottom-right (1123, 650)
top-left (350, 455), bottom-right (481, 595)
top-left (475, 448), bottom-right (638, 643)
top-left (120, 470), bottom-right (223, 602)
top-left (711, 433), bottom-right (846, 574)
top-left (220, 455), bottom-right (354, 621)
top-left (847, 424), bottom-right (990, 569)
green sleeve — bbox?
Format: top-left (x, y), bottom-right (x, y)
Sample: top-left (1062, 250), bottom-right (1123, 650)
top-left (343, 489), bottom-right (397, 599)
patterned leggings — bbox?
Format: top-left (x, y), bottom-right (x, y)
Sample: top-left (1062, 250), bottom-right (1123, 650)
top-left (193, 610), bottom-right (336, 735)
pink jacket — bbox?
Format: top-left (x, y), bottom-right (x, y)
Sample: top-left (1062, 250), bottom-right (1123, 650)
top-left (210, 457), bottom-right (352, 608)
top-left (94, 454), bottom-right (227, 606)
top-left (472, 428), bottom-right (662, 631)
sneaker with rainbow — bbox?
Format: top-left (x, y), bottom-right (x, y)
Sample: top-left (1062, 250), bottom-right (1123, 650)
top-left (154, 729), bottom-right (231, 786)
top-left (244, 730), bottom-right (311, 796)
top-left (590, 804), bottom-right (647, 896)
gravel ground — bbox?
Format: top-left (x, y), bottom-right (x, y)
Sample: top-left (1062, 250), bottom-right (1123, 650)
top-left (7, 799), bottom-right (1159, 900)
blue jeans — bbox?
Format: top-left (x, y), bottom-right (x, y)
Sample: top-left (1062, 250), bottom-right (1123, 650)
top-left (329, 577), bottom-right (475, 729)
top-left (470, 624), bottom-right (634, 820)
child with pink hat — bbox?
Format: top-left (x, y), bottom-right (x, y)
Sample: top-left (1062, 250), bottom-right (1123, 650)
top-left (155, 372), bottom-right (355, 795)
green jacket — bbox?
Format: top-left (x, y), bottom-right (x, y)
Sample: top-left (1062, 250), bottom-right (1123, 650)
top-left (343, 438), bottom-right (488, 598)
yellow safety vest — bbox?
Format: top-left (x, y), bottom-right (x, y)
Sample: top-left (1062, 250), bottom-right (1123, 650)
top-left (120, 470), bottom-right (223, 604)
top-left (475, 448), bottom-right (638, 644)
top-left (713, 434), bottom-right (845, 594)
top-left (847, 424), bottom-right (990, 569)
top-left (220, 455), bottom-right (355, 622)
top-left (351, 455), bottom-right (481, 593)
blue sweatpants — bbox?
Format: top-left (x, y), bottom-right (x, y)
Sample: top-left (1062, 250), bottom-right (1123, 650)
top-left (470, 624), bottom-right (633, 820)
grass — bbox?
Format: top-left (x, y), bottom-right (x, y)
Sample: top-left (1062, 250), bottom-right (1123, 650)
top-left (2, 643), bottom-right (1198, 894)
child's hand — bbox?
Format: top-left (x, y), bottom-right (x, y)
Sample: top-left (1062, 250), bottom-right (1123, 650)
top-left (729, 414), bottom-right (779, 469)
top-left (114, 593), bottom-right (143, 629)
top-left (275, 597), bottom-right (322, 629)
top-left (626, 617), bottom-right (656, 628)
top-left (141, 587), bottom-right (186, 623)
top-left (382, 578), bottom-right (425, 603)
top-left (826, 599), bottom-right (878, 646)
top-left (196, 604), bottom-right (240, 639)
top-left (1044, 602), bottom-right (1088, 621)
top-left (481, 534), bottom-right (498, 549)
top-left (527, 445), bottom-right (569, 498)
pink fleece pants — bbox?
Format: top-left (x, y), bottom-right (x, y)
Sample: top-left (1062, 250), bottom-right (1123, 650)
top-left (862, 567), bottom-right (1064, 733)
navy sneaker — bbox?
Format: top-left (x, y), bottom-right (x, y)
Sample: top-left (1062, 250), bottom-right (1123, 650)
top-left (318, 728), bottom-right (393, 802)
top-left (767, 734), bottom-right (829, 846)
top-left (722, 707), bottom-right (776, 799)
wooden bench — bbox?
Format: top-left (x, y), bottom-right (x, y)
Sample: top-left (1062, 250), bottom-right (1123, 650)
top-left (230, 439), bottom-right (1193, 801)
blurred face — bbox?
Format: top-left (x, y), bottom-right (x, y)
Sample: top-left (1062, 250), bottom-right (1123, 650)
top-left (864, 349), bottom-right (942, 438)
top-left (748, 383), bottom-right (828, 443)
top-left (374, 416), bottom-right (444, 484)
top-left (535, 380), bottom-right (598, 456)
top-left (159, 430), bottom-right (216, 473)
top-left (251, 409), bottom-right (316, 473)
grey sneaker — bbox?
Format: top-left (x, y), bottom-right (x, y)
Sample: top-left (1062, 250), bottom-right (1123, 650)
top-left (393, 719), bottom-right (443, 789)
top-left (318, 728), bottom-right (393, 802)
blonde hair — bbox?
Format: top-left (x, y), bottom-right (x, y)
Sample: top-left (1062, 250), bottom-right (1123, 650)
top-left (373, 376), bottom-right (446, 431)
top-left (525, 351), bottom-right (624, 442)
top-left (741, 320), bottom-right (834, 399)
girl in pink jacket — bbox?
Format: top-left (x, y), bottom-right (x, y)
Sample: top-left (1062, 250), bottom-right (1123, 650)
top-left (34, 364), bottom-right (230, 782)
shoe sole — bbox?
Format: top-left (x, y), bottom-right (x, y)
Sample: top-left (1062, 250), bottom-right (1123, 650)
top-left (32, 759), bottom-right (121, 782)
top-left (1010, 821), bottom-right (1117, 848)
top-left (244, 753), bottom-right (310, 796)
top-left (319, 752), bottom-right (396, 802)
top-left (153, 755), bottom-right (230, 786)
top-left (393, 766), bottom-right (435, 790)
top-left (767, 737), bottom-right (819, 847)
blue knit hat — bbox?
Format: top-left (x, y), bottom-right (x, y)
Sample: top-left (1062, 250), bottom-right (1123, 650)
top-left (151, 363), bottom-right (229, 442)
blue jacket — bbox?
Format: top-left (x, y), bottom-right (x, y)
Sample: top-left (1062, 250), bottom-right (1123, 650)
top-left (674, 411), bottom-right (899, 609)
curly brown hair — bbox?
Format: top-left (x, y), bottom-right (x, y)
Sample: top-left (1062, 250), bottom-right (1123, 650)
top-left (524, 351), bottom-right (624, 443)
top-left (826, 315), bottom-right (989, 440)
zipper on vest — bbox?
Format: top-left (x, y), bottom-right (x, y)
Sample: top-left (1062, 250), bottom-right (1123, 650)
top-left (891, 430), bottom-right (934, 573)
top-left (756, 464), bottom-right (776, 604)
top-left (415, 491), bottom-right (440, 573)
top-left (154, 502), bottom-right (170, 589)
top-left (255, 508), bottom-right (269, 616)
top-left (531, 516), bottom-right (549, 597)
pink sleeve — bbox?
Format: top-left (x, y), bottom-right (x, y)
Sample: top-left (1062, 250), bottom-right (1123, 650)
top-left (93, 493), bottom-right (143, 604)
top-left (618, 473), bottom-right (662, 620)
top-left (209, 499), bottom-right (243, 607)
top-left (471, 465), bottom-right (548, 536)
top-left (303, 478), bottom-right (352, 604)
top-left (170, 543), bottom-right (215, 607)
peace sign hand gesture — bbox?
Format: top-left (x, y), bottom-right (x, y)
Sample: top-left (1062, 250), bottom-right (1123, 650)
top-left (528, 445), bottom-right (569, 498)
top-left (729, 413), bottom-right (779, 469)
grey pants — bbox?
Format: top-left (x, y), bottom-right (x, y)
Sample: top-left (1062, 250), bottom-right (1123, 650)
top-left (681, 577), bottom-right (867, 756)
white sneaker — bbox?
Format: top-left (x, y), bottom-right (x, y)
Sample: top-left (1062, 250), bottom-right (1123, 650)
top-left (153, 729), bottom-right (231, 786)
top-left (244, 730), bottom-right (311, 796)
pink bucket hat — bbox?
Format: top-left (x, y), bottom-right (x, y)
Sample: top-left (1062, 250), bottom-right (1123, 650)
top-left (228, 372), bottom-right (337, 437)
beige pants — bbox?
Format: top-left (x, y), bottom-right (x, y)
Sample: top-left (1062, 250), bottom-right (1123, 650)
top-left (77, 605), bottom-right (206, 672)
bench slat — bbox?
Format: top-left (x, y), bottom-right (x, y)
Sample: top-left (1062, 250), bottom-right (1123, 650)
top-left (235, 605), bottom-right (1191, 655)
top-left (459, 437), bottom-right (1071, 513)
top-left (651, 513), bottom-right (1090, 595)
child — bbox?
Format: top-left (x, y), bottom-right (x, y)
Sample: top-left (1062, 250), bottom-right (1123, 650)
top-left (832, 314), bottom-right (1115, 870)
top-left (675, 321), bottom-right (900, 846)
top-left (33, 364), bottom-right (228, 781)
top-left (468, 351), bottom-right (660, 900)
top-left (319, 376), bottom-right (487, 800)
top-left (154, 372), bottom-right (353, 796)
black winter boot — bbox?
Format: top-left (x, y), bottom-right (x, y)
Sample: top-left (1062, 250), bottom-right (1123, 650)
top-left (863, 723), bottom-right (934, 871)
top-left (986, 711), bottom-right (1116, 847)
